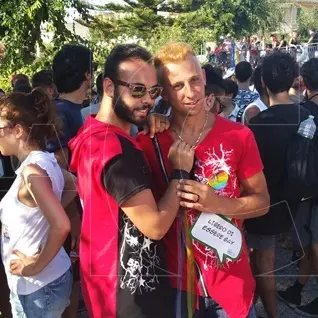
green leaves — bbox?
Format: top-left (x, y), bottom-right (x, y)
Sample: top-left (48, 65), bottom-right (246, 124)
top-left (89, 0), bottom-right (282, 54)
top-left (297, 7), bottom-right (318, 39)
top-left (0, 0), bottom-right (90, 88)
top-left (200, 0), bottom-right (282, 39)
top-left (26, 0), bottom-right (43, 19)
top-left (0, 0), bottom-right (284, 91)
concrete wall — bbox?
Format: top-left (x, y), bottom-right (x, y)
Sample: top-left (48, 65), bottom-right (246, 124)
top-left (282, 5), bottom-right (298, 33)
top-left (282, 1), bottom-right (318, 33)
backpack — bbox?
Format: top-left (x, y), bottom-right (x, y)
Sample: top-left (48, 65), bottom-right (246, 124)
top-left (283, 104), bottom-right (318, 201)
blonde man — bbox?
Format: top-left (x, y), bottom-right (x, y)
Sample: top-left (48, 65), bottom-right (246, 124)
top-left (137, 42), bottom-right (269, 318)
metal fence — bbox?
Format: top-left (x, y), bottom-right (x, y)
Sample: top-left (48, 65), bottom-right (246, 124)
top-left (198, 43), bottom-right (318, 70)
top-left (236, 43), bottom-right (318, 66)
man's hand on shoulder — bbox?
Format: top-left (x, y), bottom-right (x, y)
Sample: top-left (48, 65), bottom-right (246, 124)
top-left (142, 113), bottom-right (170, 138)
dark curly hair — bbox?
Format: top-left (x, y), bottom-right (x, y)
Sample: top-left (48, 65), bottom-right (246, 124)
top-left (202, 64), bottom-right (225, 96)
top-left (104, 44), bottom-right (152, 83)
top-left (261, 52), bottom-right (297, 94)
top-left (301, 58), bottom-right (318, 92)
top-left (53, 44), bottom-right (93, 94)
top-left (235, 61), bottom-right (253, 83)
top-left (223, 79), bottom-right (238, 98)
top-left (32, 70), bottom-right (54, 89)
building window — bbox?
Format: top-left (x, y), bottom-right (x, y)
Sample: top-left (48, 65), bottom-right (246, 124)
top-left (296, 7), bottom-right (301, 17)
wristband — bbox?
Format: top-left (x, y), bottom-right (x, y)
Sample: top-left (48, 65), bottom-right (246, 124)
top-left (170, 169), bottom-right (190, 180)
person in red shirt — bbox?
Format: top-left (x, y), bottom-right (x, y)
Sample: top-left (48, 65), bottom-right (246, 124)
top-left (137, 42), bottom-right (270, 318)
top-left (68, 44), bottom-right (195, 318)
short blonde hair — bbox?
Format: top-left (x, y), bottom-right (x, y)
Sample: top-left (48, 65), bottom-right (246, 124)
top-left (154, 42), bottom-right (196, 68)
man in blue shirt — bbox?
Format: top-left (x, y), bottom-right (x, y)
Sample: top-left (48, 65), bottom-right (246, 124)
top-left (47, 44), bottom-right (95, 168)
top-left (47, 44), bottom-right (95, 318)
top-left (229, 61), bottom-right (259, 122)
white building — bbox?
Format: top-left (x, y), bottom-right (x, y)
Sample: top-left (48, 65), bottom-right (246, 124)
top-left (282, 0), bottom-right (318, 32)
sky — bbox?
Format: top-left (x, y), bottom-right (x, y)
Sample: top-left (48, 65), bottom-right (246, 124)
top-left (65, 0), bottom-right (125, 22)
top-left (87, 0), bottom-right (124, 6)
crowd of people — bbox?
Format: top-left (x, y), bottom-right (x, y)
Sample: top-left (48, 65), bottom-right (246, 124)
top-left (0, 39), bottom-right (317, 318)
top-left (206, 29), bottom-right (318, 71)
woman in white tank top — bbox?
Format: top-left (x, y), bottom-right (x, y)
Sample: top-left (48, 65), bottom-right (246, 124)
top-left (0, 89), bottom-right (74, 317)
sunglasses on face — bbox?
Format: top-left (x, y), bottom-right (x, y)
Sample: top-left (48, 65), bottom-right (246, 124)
top-left (115, 80), bottom-right (163, 99)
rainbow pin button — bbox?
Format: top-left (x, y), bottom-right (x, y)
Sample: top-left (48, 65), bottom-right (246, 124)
top-left (207, 171), bottom-right (229, 190)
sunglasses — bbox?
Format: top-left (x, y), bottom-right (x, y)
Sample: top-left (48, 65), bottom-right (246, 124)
top-left (115, 80), bottom-right (163, 99)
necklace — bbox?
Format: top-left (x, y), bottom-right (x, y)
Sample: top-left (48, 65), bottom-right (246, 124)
top-left (172, 111), bottom-right (208, 149)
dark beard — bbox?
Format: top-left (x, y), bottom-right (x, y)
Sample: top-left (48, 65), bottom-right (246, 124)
top-left (113, 87), bottom-right (151, 126)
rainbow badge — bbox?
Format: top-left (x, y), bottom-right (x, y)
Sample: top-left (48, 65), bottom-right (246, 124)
top-left (207, 170), bottom-right (229, 190)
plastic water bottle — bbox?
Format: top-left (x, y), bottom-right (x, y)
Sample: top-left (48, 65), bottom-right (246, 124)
top-left (297, 115), bottom-right (316, 139)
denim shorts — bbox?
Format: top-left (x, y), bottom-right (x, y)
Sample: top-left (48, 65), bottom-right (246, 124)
top-left (10, 269), bottom-right (72, 318)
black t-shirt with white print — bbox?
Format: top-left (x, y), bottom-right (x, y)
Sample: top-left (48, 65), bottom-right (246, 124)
top-left (102, 135), bottom-right (174, 318)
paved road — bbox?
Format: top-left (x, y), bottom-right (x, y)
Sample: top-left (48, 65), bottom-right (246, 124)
top-left (255, 240), bottom-right (317, 317)
top-left (77, 240), bottom-right (317, 318)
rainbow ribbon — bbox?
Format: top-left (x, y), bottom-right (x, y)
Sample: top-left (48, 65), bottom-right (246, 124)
top-left (182, 211), bottom-right (195, 318)
top-left (151, 135), bottom-right (197, 317)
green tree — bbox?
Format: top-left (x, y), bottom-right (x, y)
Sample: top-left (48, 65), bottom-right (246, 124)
top-left (147, 6), bottom-right (214, 53)
top-left (85, 0), bottom-right (176, 43)
top-left (201, 0), bottom-right (283, 39)
top-left (0, 0), bottom-right (90, 89)
top-left (297, 7), bottom-right (318, 40)
top-left (0, 44), bottom-right (56, 92)
top-left (88, 0), bottom-right (282, 50)
top-left (147, 23), bottom-right (213, 60)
